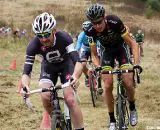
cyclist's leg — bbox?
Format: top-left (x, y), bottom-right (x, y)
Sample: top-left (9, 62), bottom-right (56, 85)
top-left (118, 42), bottom-right (138, 126)
top-left (39, 63), bottom-right (58, 115)
top-left (140, 43), bottom-right (144, 57)
top-left (60, 58), bottom-right (84, 129)
top-left (80, 50), bottom-right (90, 87)
top-left (101, 48), bottom-right (116, 126)
top-left (118, 42), bottom-right (135, 102)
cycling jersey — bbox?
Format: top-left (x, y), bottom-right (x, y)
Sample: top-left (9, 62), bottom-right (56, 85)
top-left (23, 30), bottom-right (79, 84)
top-left (84, 15), bottom-right (131, 68)
top-left (135, 33), bottom-right (144, 43)
top-left (76, 31), bottom-right (100, 60)
top-left (75, 31), bottom-right (90, 52)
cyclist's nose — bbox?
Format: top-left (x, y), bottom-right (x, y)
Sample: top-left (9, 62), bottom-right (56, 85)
top-left (40, 37), bottom-right (47, 42)
top-left (95, 24), bottom-right (101, 28)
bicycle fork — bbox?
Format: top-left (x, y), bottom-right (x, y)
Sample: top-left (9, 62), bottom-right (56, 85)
top-left (64, 103), bottom-right (72, 130)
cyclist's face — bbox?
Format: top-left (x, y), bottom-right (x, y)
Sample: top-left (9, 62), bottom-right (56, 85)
top-left (37, 31), bottom-right (54, 46)
top-left (92, 17), bottom-right (106, 33)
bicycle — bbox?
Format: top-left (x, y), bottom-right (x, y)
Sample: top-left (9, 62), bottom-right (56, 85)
top-left (102, 68), bottom-right (140, 130)
top-left (87, 60), bottom-right (103, 107)
top-left (23, 82), bottom-right (72, 130)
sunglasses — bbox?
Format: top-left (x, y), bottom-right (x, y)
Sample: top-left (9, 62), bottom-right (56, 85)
top-left (92, 19), bottom-right (104, 25)
top-left (36, 32), bottom-right (51, 39)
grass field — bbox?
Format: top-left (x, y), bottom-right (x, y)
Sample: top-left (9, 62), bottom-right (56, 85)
top-left (0, 41), bottom-right (160, 130)
top-left (0, 0), bottom-right (160, 130)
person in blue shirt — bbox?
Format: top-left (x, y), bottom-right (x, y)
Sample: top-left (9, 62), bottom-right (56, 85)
top-left (75, 21), bottom-right (103, 94)
top-left (75, 21), bottom-right (91, 87)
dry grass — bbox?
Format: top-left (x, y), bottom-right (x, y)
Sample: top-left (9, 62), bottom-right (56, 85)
top-left (1, 0), bottom-right (160, 40)
top-left (0, 42), bottom-right (160, 130)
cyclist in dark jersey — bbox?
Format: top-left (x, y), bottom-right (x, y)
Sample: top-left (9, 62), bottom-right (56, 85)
top-left (85, 4), bottom-right (143, 130)
top-left (71, 4), bottom-right (142, 130)
top-left (21, 12), bottom-right (84, 130)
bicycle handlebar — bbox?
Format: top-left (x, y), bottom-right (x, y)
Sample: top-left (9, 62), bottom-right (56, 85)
top-left (101, 69), bottom-right (140, 84)
top-left (30, 81), bottom-right (70, 94)
top-left (102, 69), bottom-right (134, 74)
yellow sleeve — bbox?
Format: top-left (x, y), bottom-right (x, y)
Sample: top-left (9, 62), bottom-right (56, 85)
top-left (121, 25), bottom-right (129, 38)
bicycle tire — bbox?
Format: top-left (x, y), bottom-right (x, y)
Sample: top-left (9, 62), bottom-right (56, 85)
top-left (117, 95), bottom-right (126, 130)
top-left (51, 113), bottom-right (67, 130)
top-left (89, 73), bottom-right (97, 107)
top-left (66, 119), bottom-right (72, 130)
top-left (117, 84), bottom-right (127, 130)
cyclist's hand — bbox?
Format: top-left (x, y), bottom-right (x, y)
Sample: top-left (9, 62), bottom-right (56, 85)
top-left (95, 66), bottom-right (102, 72)
top-left (133, 65), bottom-right (143, 74)
top-left (21, 86), bottom-right (30, 99)
top-left (69, 76), bottom-right (78, 88)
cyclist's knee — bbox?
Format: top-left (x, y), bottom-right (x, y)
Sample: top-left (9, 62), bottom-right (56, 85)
top-left (102, 75), bottom-right (113, 87)
top-left (64, 90), bottom-right (77, 108)
top-left (104, 85), bottom-right (113, 93)
top-left (123, 77), bottom-right (135, 90)
top-left (65, 96), bottom-right (77, 109)
top-left (41, 93), bottom-right (51, 102)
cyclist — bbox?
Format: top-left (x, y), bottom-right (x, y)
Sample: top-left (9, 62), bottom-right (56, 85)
top-left (75, 21), bottom-right (90, 87)
top-left (71, 3), bottom-right (142, 130)
top-left (75, 21), bottom-right (102, 94)
top-left (135, 29), bottom-right (145, 57)
top-left (21, 12), bottom-right (84, 130)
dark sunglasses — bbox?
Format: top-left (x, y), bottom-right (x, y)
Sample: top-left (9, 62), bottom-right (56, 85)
top-left (92, 19), bottom-right (104, 25)
top-left (36, 32), bottom-right (51, 39)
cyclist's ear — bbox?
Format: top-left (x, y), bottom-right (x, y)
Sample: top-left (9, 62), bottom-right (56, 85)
top-left (52, 29), bottom-right (56, 34)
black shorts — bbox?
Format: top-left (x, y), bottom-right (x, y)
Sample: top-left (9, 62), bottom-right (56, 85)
top-left (40, 57), bottom-right (74, 85)
top-left (101, 42), bottom-right (132, 68)
top-left (79, 51), bottom-right (91, 61)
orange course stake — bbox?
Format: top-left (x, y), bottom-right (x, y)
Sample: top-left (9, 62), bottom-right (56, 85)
top-left (9, 59), bottom-right (17, 70)
top-left (40, 111), bottom-right (51, 130)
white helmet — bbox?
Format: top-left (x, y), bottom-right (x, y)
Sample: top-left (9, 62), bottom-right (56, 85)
top-left (82, 21), bottom-right (91, 31)
top-left (32, 12), bottom-right (56, 34)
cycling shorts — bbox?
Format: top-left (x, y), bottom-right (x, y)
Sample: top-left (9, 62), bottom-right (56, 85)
top-left (39, 57), bottom-right (74, 85)
top-left (101, 42), bottom-right (132, 69)
top-left (79, 50), bottom-right (91, 61)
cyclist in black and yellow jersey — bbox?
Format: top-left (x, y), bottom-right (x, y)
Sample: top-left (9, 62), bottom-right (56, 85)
top-left (71, 3), bottom-right (142, 130)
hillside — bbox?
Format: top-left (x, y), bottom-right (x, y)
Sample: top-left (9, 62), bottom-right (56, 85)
top-left (0, 0), bottom-right (160, 130)
top-left (1, 0), bottom-right (160, 40)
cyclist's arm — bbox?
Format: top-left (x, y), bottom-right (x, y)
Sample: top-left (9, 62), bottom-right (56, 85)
top-left (88, 36), bottom-right (100, 67)
top-left (21, 74), bottom-right (31, 88)
top-left (75, 32), bottom-right (84, 52)
top-left (66, 43), bottom-right (79, 65)
top-left (72, 62), bottom-right (84, 79)
top-left (115, 20), bottom-right (140, 65)
top-left (21, 39), bottom-right (37, 88)
top-left (123, 34), bottom-right (140, 65)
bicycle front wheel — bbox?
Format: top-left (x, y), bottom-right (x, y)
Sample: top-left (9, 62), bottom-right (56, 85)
top-left (117, 95), bottom-right (127, 130)
top-left (89, 73), bottom-right (97, 107)
top-left (51, 114), bottom-right (67, 130)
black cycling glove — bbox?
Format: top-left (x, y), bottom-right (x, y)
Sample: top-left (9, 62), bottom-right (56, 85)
top-left (133, 65), bottom-right (143, 74)
top-left (95, 66), bottom-right (102, 72)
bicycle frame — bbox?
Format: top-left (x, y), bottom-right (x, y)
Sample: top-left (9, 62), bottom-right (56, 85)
top-left (102, 69), bottom-right (135, 130)
top-left (29, 82), bottom-right (72, 130)
top-left (88, 61), bottom-right (103, 107)
top-left (116, 70), bottom-right (129, 130)
top-left (50, 86), bottom-right (67, 130)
